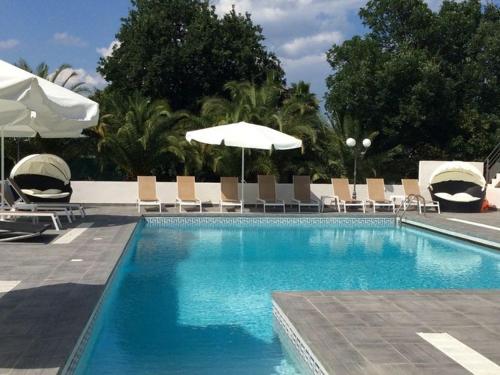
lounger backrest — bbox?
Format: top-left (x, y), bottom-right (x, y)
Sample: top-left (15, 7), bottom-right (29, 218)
top-left (7, 178), bottom-right (32, 204)
top-left (402, 179), bottom-right (421, 197)
top-left (367, 178), bottom-right (387, 202)
top-left (177, 176), bottom-right (197, 201)
top-left (293, 176), bottom-right (311, 201)
top-left (1, 183), bottom-right (17, 206)
top-left (220, 177), bottom-right (239, 201)
top-left (258, 175), bottom-right (276, 201)
top-left (138, 176), bottom-right (158, 201)
top-left (332, 178), bottom-right (352, 201)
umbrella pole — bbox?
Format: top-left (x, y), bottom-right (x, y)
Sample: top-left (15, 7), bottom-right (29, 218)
top-left (241, 147), bottom-right (245, 207)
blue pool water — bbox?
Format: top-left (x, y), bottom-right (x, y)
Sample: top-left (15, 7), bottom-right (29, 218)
top-left (75, 218), bottom-right (500, 374)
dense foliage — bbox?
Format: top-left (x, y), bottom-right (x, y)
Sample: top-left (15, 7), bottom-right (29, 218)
top-left (6, 0), bottom-right (499, 184)
top-left (326, 0), bottom-right (500, 180)
top-left (98, 0), bottom-right (283, 111)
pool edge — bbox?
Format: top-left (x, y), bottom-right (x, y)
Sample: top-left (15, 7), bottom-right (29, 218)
top-left (60, 219), bottom-right (144, 375)
top-left (402, 218), bottom-right (500, 250)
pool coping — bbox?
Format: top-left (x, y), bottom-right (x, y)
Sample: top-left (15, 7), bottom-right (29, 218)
top-left (402, 218), bottom-right (500, 250)
top-left (273, 290), bottom-right (500, 375)
top-left (60, 220), bottom-right (143, 375)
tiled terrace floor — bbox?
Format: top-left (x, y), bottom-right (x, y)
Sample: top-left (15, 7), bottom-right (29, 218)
top-left (0, 205), bottom-right (498, 374)
top-left (0, 206), bottom-right (138, 375)
top-left (404, 210), bottom-right (500, 248)
top-left (274, 290), bottom-right (500, 375)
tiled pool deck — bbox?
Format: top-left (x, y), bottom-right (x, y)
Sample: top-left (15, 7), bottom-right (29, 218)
top-left (273, 290), bottom-right (500, 375)
top-left (0, 206), bottom-right (498, 374)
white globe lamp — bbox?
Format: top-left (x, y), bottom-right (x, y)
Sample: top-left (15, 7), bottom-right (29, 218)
top-left (346, 138), bottom-right (356, 148)
top-left (362, 138), bottom-right (371, 148)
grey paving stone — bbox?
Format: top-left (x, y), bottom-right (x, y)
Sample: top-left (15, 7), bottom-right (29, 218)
top-left (274, 290), bottom-right (500, 375)
top-left (0, 206), bottom-right (139, 374)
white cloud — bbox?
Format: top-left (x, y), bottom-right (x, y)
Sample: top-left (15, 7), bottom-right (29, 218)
top-left (212, 0), bottom-right (447, 100)
top-left (53, 32), bottom-right (87, 47)
top-left (211, 0), bottom-right (364, 98)
top-left (96, 40), bottom-right (121, 58)
top-left (49, 67), bottom-right (107, 92)
top-left (0, 39), bottom-right (20, 50)
top-left (280, 53), bottom-right (327, 69)
top-left (281, 31), bottom-right (343, 57)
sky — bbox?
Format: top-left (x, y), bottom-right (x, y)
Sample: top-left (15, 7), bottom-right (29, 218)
top-left (0, 0), bottom-right (486, 101)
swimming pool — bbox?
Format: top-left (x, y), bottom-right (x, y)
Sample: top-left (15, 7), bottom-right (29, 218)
top-left (72, 217), bottom-right (500, 374)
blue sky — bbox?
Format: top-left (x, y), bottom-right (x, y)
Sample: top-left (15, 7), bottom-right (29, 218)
top-left (0, 0), bottom-right (492, 101)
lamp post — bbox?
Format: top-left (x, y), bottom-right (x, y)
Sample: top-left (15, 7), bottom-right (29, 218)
top-left (346, 137), bottom-right (371, 199)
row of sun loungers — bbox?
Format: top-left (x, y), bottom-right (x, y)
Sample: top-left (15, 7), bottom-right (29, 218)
top-left (138, 175), bottom-right (440, 213)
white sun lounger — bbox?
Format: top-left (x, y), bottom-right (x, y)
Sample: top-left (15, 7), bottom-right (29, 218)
top-left (137, 176), bottom-right (162, 213)
top-left (220, 177), bottom-right (243, 213)
top-left (366, 178), bottom-right (395, 213)
top-left (292, 175), bottom-right (320, 212)
top-left (257, 175), bottom-right (285, 213)
top-left (176, 176), bottom-right (202, 212)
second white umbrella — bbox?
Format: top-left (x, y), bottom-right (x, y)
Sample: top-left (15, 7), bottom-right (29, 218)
top-left (185, 121), bottom-right (302, 204)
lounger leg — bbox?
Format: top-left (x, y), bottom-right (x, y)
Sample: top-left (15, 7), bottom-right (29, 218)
top-left (52, 216), bottom-right (61, 231)
top-left (283, 204), bottom-right (286, 213)
top-left (65, 210), bottom-right (72, 223)
top-left (298, 204), bottom-right (301, 213)
top-left (263, 204), bottom-right (266, 213)
top-left (199, 203), bottom-right (202, 213)
top-left (137, 203), bottom-right (141, 213)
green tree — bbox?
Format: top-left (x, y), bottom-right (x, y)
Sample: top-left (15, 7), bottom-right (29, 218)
top-left (325, 0), bottom-right (500, 182)
top-left (96, 94), bottom-right (190, 179)
top-left (98, 0), bottom-right (283, 111)
top-left (198, 77), bottom-right (329, 181)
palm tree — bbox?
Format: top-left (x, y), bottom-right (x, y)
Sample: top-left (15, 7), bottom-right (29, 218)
top-left (96, 94), bottom-right (189, 179)
top-left (14, 58), bottom-right (91, 94)
top-left (198, 77), bottom-right (325, 181)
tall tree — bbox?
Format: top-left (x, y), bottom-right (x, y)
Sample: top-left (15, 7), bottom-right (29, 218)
top-left (198, 77), bottom-right (329, 181)
top-left (98, 0), bottom-right (283, 111)
top-left (325, 0), bottom-right (500, 181)
top-left (96, 93), bottom-right (191, 179)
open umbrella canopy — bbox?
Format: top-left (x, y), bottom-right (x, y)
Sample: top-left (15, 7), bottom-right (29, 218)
top-left (0, 99), bottom-right (32, 135)
top-left (185, 121), bottom-right (302, 150)
top-left (0, 59), bottom-right (99, 135)
top-left (186, 121), bottom-right (302, 205)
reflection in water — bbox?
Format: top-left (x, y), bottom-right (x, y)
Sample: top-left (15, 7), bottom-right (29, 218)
top-left (76, 223), bottom-right (500, 375)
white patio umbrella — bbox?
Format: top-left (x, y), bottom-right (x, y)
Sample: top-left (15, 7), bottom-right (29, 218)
top-left (0, 59), bottom-right (99, 206)
top-left (185, 121), bottom-right (302, 203)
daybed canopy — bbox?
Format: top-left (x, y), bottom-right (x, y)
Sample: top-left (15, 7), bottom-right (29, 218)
top-left (11, 154), bottom-right (71, 184)
top-left (428, 161), bottom-right (486, 212)
top-left (10, 154), bottom-right (73, 203)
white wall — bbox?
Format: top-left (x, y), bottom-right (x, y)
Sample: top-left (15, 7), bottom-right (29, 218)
top-left (70, 181), bottom-right (405, 205)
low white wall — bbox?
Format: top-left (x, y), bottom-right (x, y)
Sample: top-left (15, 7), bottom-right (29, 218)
top-left (70, 181), bottom-right (405, 205)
